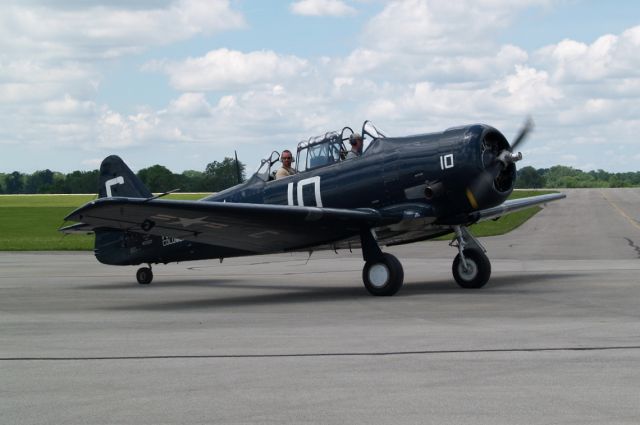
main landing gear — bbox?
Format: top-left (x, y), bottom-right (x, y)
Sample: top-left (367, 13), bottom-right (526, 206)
top-left (360, 229), bottom-right (404, 296)
top-left (450, 226), bottom-right (491, 289)
top-left (136, 264), bottom-right (153, 284)
top-left (359, 225), bottom-right (491, 296)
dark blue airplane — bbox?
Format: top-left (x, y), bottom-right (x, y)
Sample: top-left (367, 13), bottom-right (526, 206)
top-left (61, 120), bottom-right (564, 296)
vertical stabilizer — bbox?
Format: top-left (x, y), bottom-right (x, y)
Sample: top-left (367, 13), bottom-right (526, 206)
top-left (98, 155), bottom-right (152, 199)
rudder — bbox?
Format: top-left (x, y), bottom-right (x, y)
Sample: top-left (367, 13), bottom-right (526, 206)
top-left (98, 155), bottom-right (152, 199)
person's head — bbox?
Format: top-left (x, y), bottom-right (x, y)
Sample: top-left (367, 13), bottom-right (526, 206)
top-left (281, 150), bottom-right (293, 167)
top-left (349, 133), bottom-right (363, 152)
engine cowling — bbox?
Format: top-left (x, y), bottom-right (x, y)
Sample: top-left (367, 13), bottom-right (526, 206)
top-left (467, 127), bottom-right (518, 211)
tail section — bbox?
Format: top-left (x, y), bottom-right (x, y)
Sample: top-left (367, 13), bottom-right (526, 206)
top-left (98, 155), bottom-right (152, 199)
top-left (94, 155), bottom-right (152, 265)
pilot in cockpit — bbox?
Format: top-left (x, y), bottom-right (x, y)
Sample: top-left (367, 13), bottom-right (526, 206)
top-left (345, 133), bottom-right (363, 159)
top-left (275, 150), bottom-right (296, 179)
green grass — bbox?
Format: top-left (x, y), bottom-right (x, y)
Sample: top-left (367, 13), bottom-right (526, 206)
top-left (0, 194), bottom-right (208, 251)
top-left (0, 193), bottom-right (206, 207)
top-left (0, 191), bottom-right (554, 251)
top-left (433, 190), bottom-right (555, 240)
top-left (461, 190), bottom-right (552, 238)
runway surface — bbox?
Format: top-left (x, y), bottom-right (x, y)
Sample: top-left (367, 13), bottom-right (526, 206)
top-left (2, 188), bottom-right (640, 424)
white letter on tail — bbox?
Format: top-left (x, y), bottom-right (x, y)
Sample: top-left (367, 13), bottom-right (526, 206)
top-left (105, 176), bottom-right (124, 197)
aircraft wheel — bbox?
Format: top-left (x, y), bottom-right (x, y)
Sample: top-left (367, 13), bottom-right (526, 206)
top-left (362, 253), bottom-right (404, 296)
top-left (452, 248), bottom-right (491, 289)
top-left (136, 267), bottom-right (153, 285)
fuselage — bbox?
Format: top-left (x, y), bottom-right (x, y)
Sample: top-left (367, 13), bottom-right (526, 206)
top-left (207, 124), bottom-right (513, 220)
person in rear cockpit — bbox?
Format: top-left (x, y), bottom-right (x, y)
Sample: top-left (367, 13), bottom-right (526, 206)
top-left (345, 133), bottom-right (363, 159)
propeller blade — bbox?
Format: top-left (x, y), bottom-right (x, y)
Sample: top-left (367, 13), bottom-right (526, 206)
top-left (485, 161), bottom-right (504, 180)
top-left (467, 170), bottom-right (496, 209)
top-left (510, 116), bottom-right (534, 151)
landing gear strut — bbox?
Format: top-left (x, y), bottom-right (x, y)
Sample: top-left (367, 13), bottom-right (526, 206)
top-left (136, 264), bottom-right (153, 284)
top-left (360, 229), bottom-right (404, 296)
top-left (450, 226), bottom-right (491, 289)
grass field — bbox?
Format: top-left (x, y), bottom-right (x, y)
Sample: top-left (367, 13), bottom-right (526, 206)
top-left (0, 191), bottom-right (553, 251)
top-left (0, 194), bottom-right (207, 251)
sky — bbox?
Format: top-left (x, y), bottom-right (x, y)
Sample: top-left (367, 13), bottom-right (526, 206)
top-left (1, 0), bottom-right (639, 174)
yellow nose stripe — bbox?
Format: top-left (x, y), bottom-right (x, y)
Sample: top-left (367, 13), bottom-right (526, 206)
top-left (466, 188), bottom-right (479, 209)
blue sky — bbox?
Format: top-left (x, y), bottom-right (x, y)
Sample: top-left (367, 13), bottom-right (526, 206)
top-left (1, 0), bottom-right (639, 174)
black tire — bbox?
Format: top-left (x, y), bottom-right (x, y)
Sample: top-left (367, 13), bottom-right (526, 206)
top-left (136, 267), bottom-right (153, 285)
top-left (362, 253), bottom-right (404, 296)
top-left (452, 248), bottom-right (491, 289)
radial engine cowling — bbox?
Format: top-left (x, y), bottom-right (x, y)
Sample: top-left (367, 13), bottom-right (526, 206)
top-left (467, 128), bottom-right (519, 210)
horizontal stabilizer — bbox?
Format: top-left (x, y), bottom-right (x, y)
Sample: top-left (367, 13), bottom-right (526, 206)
top-left (59, 222), bottom-right (95, 235)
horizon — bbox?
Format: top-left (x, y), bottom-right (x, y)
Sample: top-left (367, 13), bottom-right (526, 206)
top-left (2, 161), bottom-right (638, 177)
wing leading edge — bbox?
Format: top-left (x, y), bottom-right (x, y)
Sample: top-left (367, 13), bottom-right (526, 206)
top-left (469, 192), bottom-right (566, 222)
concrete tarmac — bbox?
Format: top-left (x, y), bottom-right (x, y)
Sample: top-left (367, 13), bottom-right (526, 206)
top-left (2, 188), bottom-right (640, 424)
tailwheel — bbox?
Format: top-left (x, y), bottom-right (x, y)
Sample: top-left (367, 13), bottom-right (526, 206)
top-left (136, 266), bottom-right (153, 285)
top-left (452, 248), bottom-right (491, 289)
top-left (362, 253), bottom-right (404, 296)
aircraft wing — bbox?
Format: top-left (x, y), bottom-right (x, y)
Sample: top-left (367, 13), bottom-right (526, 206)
top-left (62, 198), bottom-right (398, 253)
top-left (469, 192), bottom-right (566, 222)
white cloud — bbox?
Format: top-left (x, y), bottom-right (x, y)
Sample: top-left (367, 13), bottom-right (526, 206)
top-left (0, 0), bottom-right (245, 60)
top-left (491, 65), bottom-right (562, 113)
top-left (97, 110), bottom-right (133, 148)
top-left (536, 25), bottom-right (640, 83)
top-left (360, 64), bottom-right (560, 126)
top-left (0, 61), bottom-right (96, 104)
top-left (362, 0), bottom-right (547, 54)
top-left (290, 0), bottom-right (356, 17)
top-left (168, 93), bottom-right (214, 117)
top-left (0, 0), bottom-right (247, 163)
top-left (336, 49), bottom-right (393, 76)
top-left (159, 49), bottom-right (309, 91)
top-left (42, 95), bottom-right (96, 116)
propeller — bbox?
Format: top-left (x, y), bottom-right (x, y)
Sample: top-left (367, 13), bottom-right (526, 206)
top-left (510, 116), bottom-right (534, 152)
top-left (467, 117), bottom-right (533, 208)
top-left (488, 116), bottom-right (533, 179)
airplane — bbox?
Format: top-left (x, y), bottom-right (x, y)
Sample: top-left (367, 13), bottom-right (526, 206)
top-left (60, 119), bottom-right (565, 296)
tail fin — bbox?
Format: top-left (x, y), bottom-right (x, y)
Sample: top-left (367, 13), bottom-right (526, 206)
top-left (98, 155), bottom-right (152, 199)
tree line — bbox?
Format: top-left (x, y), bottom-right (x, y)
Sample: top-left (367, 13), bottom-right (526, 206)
top-left (515, 166), bottom-right (640, 188)
top-left (0, 157), bottom-right (246, 194)
top-left (1, 162), bottom-right (639, 194)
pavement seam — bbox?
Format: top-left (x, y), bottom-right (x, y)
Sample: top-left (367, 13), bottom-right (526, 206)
top-left (3, 345), bottom-right (640, 361)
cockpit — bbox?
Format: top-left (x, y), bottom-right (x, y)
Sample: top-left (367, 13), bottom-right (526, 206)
top-left (253, 120), bottom-right (387, 182)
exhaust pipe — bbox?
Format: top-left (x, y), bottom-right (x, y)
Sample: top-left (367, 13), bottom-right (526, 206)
top-left (424, 181), bottom-right (444, 200)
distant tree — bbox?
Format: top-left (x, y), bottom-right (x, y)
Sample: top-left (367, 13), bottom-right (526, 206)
top-left (25, 169), bottom-right (54, 193)
top-left (179, 170), bottom-right (207, 192)
top-left (589, 169), bottom-right (610, 183)
top-left (137, 165), bottom-right (176, 192)
top-left (608, 175), bottom-right (626, 188)
top-left (46, 172), bottom-right (69, 193)
top-left (5, 171), bottom-right (24, 194)
top-left (65, 170), bottom-right (100, 193)
top-left (516, 166), bottom-right (545, 188)
top-left (204, 157), bottom-right (246, 191)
